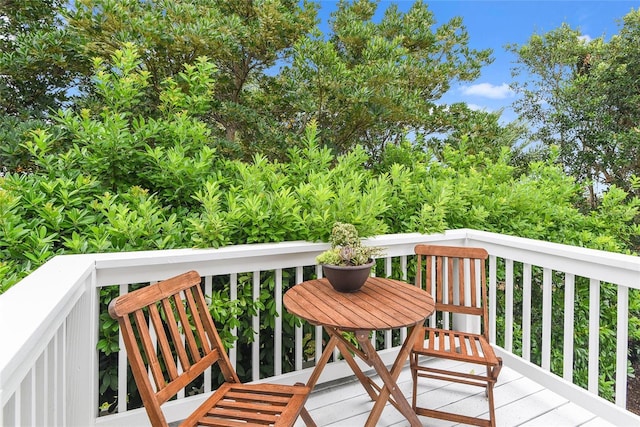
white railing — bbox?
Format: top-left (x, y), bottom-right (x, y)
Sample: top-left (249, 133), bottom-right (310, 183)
top-left (1, 229), bottom-right (639, 426)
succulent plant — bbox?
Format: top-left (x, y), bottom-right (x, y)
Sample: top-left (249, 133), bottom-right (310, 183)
top-left (315, 222), bottom-right (384, 266)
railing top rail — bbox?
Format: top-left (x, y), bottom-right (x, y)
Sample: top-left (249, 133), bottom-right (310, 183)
top-left (92, 233), bottom-right (433, 268)
top-left (91, 233), bottom-right (439, 286)
top-left (460, 229), bottom-right (640, 288)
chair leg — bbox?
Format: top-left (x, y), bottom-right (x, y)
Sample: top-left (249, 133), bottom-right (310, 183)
top-left (487, 382), bottom-right (496, 427)
top-left (410, 354), bottom-right (418, 409)
top-left (485, 360), bottom-right (502, 427)
top-left (300, 408), bottom-right (316, 427)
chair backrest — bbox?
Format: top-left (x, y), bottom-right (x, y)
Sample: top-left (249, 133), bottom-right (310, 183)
top-left (414, 245), bottom-right (489, 337)
top-left (108, 270), bottom-right (238, 427)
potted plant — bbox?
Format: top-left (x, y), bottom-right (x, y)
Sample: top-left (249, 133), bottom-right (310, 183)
top-left (316, 222), bottom-right (384, 292)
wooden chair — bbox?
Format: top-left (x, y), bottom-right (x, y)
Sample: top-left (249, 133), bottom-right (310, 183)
top-left (410, 245), bottom-right (502, 427)
top-left (108, 270), bottom-right (315, 427)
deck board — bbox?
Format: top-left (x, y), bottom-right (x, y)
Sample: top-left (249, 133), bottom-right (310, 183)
top-left (295, 358), bottom-right (614, 426)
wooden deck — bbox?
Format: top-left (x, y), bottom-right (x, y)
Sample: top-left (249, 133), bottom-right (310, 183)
top-left (295, 357), bottom-right (616, 427)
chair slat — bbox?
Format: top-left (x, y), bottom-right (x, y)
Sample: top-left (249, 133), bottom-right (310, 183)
top-left (161, 297), bottom-right (191, 371)
top-left (447, 257), bottom-right (454, 305)
top-left (458, 258), bottom-right (465, 306)
top-left (183, 286), bottom-right (212, 354)
top-left (458, 333), bottom-right (468, 355)
top-left (435, 256), bottom-right (442, 303)
top-left (149, 302), bottom-right (179, 380)
top-left (133, 309), bottom-right (166, 390)
top-left (206, 407), bottom-right (278, 423)
top-left (470, 259), bottom-right (477, 308)
top-left (172, 291), bottom-right (202, 363)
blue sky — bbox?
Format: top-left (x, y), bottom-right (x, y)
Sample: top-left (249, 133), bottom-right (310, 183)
top-left (314, 1), bottom-right (639, 123)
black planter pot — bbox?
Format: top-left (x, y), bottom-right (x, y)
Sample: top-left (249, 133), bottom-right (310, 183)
top-left (321, 260), bottom-right (375, 293)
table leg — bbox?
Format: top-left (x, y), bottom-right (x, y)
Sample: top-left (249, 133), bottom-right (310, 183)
top-left (305, 333), bottom-right (340, 390)
top-left (355, 327), bottom-right (423, 427)
top-left (325, 327), bottom-right (380, 402)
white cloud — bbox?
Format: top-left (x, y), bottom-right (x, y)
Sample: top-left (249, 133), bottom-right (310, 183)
top-left (460, 83), bottom-right (514, 99)
top-left (578, 34), bottom-right (592, 43)
top-left (466, 103), bottom-right (488, 112)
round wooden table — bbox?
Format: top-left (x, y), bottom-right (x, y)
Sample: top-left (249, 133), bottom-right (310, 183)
top-left (284, 277), bottom-right (435, 427)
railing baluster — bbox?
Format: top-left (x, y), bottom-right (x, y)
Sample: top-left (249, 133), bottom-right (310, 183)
top-left (295, 267), bottom-right (304, 371)
top-left (3, 387), bottom-right (16, 425)
top-left (563, 273), bottom-right (575, 382)
top-left (14, 384), bottom-right (20, 426)
top-left (204, 275), bottom-right (213, 392)
top-left (275, 269), bottom-right (283, 376)
top-left (35, 351), bottom-right (45, 426)
top-left (22, 362), bottom-right (37, 426)
top-left (49, 331), bottom-right (60, 425)
top-left (384, 258), bottom-right (392, 349)
top-left (400, 255), bottom-right (408, 343)
top-left (60, 318), bottom-right (66, 426)
top-left (230, 273), bottom-right (238, 370)
top-left (370, 264), bottom-right (377, 348)
top-left (542, 268), bottom-right (552, 370)
top-left (588, 278), bottom-right (601, 394)
top-left (522, 263), bottom-right (532, 361)
top-left (505, 259), bottom-right (514, 352)
top-left (252, 271), bottom-right (260, 382)
top-left (616, 284), bottom-right (629, 407)
top-left (489, 255), bottom-right (497, 344)
top-left (117, 283), bottom-right (128, 414)
top-left (315, 265), bottom-right (324, 365)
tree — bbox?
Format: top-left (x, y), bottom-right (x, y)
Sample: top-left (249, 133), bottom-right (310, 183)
top-left (0, 0), bottom-right (85, 172)
top-left (280, 0), bottom-right (492, 159)
top-left (508, 10), bottom-right (640, 207)
top-left (0, 0), bottom-right (77, 118)
top-left (427, 103), bottom-right (539, 174)
top-left (64, 0), bottom-right (317, 157)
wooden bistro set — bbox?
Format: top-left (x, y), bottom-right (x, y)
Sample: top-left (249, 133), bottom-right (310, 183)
top-left (108, 245), bottom-right (502, 426)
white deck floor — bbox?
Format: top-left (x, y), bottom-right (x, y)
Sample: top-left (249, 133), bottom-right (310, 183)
top-left (296, 357), bottom-right (616, 427)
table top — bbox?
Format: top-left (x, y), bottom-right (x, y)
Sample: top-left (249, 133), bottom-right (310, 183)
top-left (283, 277), bottom-right (434, 331)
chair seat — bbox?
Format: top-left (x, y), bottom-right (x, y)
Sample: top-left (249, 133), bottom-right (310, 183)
top-left (181, 382), bottom-right (312, 427)
top-left (413, 326), bottom-right (500, 368)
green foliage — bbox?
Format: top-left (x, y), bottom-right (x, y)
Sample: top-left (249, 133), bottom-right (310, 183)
top-left (64, 0), bottom-right (316, 157)
top-left (22, 47), bottom-right (221, 208)
top-left (281, 0), bottom-right (493, 158)
top-left (0, 0), bottom-right (80, 118)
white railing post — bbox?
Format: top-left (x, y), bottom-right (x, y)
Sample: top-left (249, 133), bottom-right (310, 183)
top-left (65, 272), bottom-right (99, 426)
